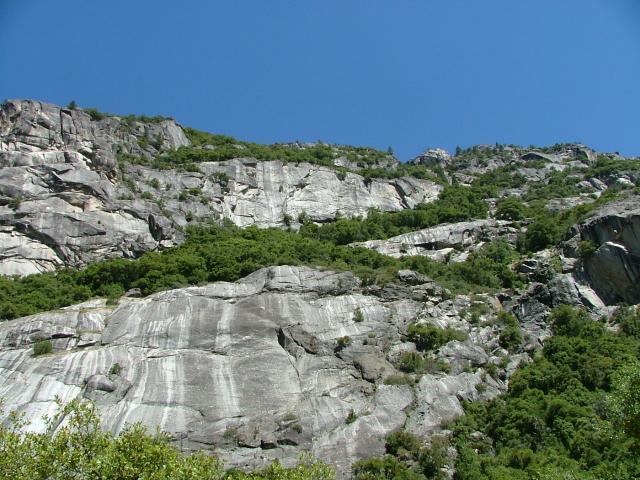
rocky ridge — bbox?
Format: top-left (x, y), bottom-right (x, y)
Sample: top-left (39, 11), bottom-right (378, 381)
top-left (0, 100), bottom-right (440, 276)
top-left (1, 99), bottom-right (640, 477)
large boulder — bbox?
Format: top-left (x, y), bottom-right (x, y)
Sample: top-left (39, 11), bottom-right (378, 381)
top-left (572, 194), bottom-right (640, 304)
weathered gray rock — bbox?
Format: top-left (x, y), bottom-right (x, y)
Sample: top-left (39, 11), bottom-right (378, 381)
top-left (0, 266), bottom-right (518, 475)
top-left (351, 219), bottom-right (515, 260)
top-left (405, 372), bottom-right (502, 435)
top-left (0, 100), bottom-right (442, 276)
top-left (572, 194), bottom-right (640, 304)
top-left (411, 148), bottom-right (451, 167)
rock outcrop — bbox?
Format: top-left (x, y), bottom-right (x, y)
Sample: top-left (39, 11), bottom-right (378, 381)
top-left (0, 266), bottom-right (511, 476)
top-left (0, 100), bottom-right (441, 276)
top-left (570, 194), bottom-right (640, 305)
top-left (351, 219), bottom-right (517, 261)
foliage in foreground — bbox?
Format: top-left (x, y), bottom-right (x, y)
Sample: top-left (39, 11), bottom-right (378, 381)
top-left (0, 398), bottom-right (333, 480)
top-left (0, 224), bottom-right (521, 320)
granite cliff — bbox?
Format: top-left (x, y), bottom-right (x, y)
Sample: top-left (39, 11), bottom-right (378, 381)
top-left (1, 99), bottom-right (639, 478)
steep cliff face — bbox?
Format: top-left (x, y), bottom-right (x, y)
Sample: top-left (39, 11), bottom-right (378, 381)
top-left (0, 266), bottom-right (512, 475)
top-left (0, 100), bottom-right (440, 276)
top-left (571, 195), bottom-right (640, 304)
top-left (1, 99), bottom-right (639, 477)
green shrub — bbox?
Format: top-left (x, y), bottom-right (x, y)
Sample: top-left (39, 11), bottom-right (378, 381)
top-left (495, 196), bottom-right (526, 221)
top-left (8, 195), bottom-right (22, 210)
top-left (397, 351), bottom-right (426, 373)
top-left (346, 410), bottom-right (357, 424)
top-left (519, 213), bottom-right (563, 252)
top-left (353, 308), bottom-right (365, 323)
top-left (353, 455), bottom-right (422, 480)
top-left (383, 374), bottom-right (415, 386)
top-left (612, 306), bottom-right (639, 339)
top-left (577, 239), bottom-right (598, 258)
top-left (497, 311), bottom-right (522, 352)
top-left (407, 324), bottom-right (468, 352)
top-left (451, 304), bottom-right (640, 479)
top-left (109, 363), bottom-right (122, 375)
top-left (0, 226), bottom-right (522, 322)
top-left (84, 108), bottom-right (106, 121)
top-left (0, 398), bottom-right (333, 480)
top-left (33, 339), bottom-right (52, 356)
top-left (335, 336), bottom-right (352, 352)
top-left (385, 431), bottom-right (422, 457)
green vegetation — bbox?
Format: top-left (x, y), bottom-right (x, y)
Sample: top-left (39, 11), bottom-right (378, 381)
top-left (577, 240), bottom-right (598, 258)
top-left (518, 188), bottom-right (627, 253)
top-left (495, 197), bottom-right (526, 221)
top-left (396, 352), bottom-right (450, 374)
top-left (0, 398), bottom-right (332, 480)
top-left (0, 224), bottom-right (522, 321)
top-left (335, 336), bottom-right (352, 352)
top-left (7, 195), bottom-right (22, 210)
top-left (397, 351), bottom-right (427, 373)
top-left (585, 154), bottom-right (640, 178)
top-left (32, 340), bottom-right (52, 356)
top-left (407, 324), bottom-right (468, 352)
top-left (471, 166), bottom-right (527, 197)
top-left (496, 311), bottom-right (522, 353)
top-left (83, 107), bottom-right (107, 121)
top-left (353, 308), bottom-right (365, 323)
top-left (123, 127), bottom-right (396, 172)
top-left (300, 185), bottom-right (488, 245)
top-left (524, 169), bottom-right (581, 202)
top-left (612, 306), bottom-right (639, 340)
top-left (352, 431), bottom-right (448, 480)
top-left (451, 305), bottom-right (640, 479)
top-left (346, 410), bottom-right (358, 424)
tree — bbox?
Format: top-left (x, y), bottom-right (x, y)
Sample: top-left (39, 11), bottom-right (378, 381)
top-left (495, 197), bottom-right (526, 221)
top-left (609, 361), bottom-right (640, 440)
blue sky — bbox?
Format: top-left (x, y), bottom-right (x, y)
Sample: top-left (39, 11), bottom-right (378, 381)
top-left (1, 0), bottom-right (639, 160)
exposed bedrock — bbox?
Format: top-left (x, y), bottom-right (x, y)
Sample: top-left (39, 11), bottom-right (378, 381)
top-left (0, 100), bottom-right (441, 276)
top-left (0, 266), bottom-right (510, 476)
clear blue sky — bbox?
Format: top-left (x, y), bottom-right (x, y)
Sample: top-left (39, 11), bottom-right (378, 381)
top-left (2, 0), bottom-right (639, 160)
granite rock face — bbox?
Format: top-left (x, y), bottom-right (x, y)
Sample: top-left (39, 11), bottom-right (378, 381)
top-left (351, 219), bottom-right (517, 261)
top-left (0, 266), bottom-right (511, 475)
top-left (0, 100), bottom-right (441, 276)
top-left (572, 195), bottom-right (640, 304)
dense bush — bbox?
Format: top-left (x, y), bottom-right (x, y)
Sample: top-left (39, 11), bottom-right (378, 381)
top-left (495, 197), bottom-right (526, 221)
top-left (353, 431), bottom-right (448, 479)
top-left (518, 188), bottom-right (626, 253)
top-left (135, 127), bottom-right (396, 172)
top-left (407, 324), bottom-right (468, 352)
top-left (452, 305), bottom-right (640, 479)
top-left (497, 311), bottom-right (522, 352)
top-left (0, 225), bottom-right (522, 321)
top-left (397, 352), bottom-right (427, 373)
top-left (0, 399), bottom-right (333, 480)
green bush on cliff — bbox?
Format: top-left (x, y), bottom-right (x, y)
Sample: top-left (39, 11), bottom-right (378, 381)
top-left (300, 185), bottom-right (488, 245)
top-left (451, 305), bottom-right (640, 479)
top-left (0, 224), bottom-right (521, 321)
